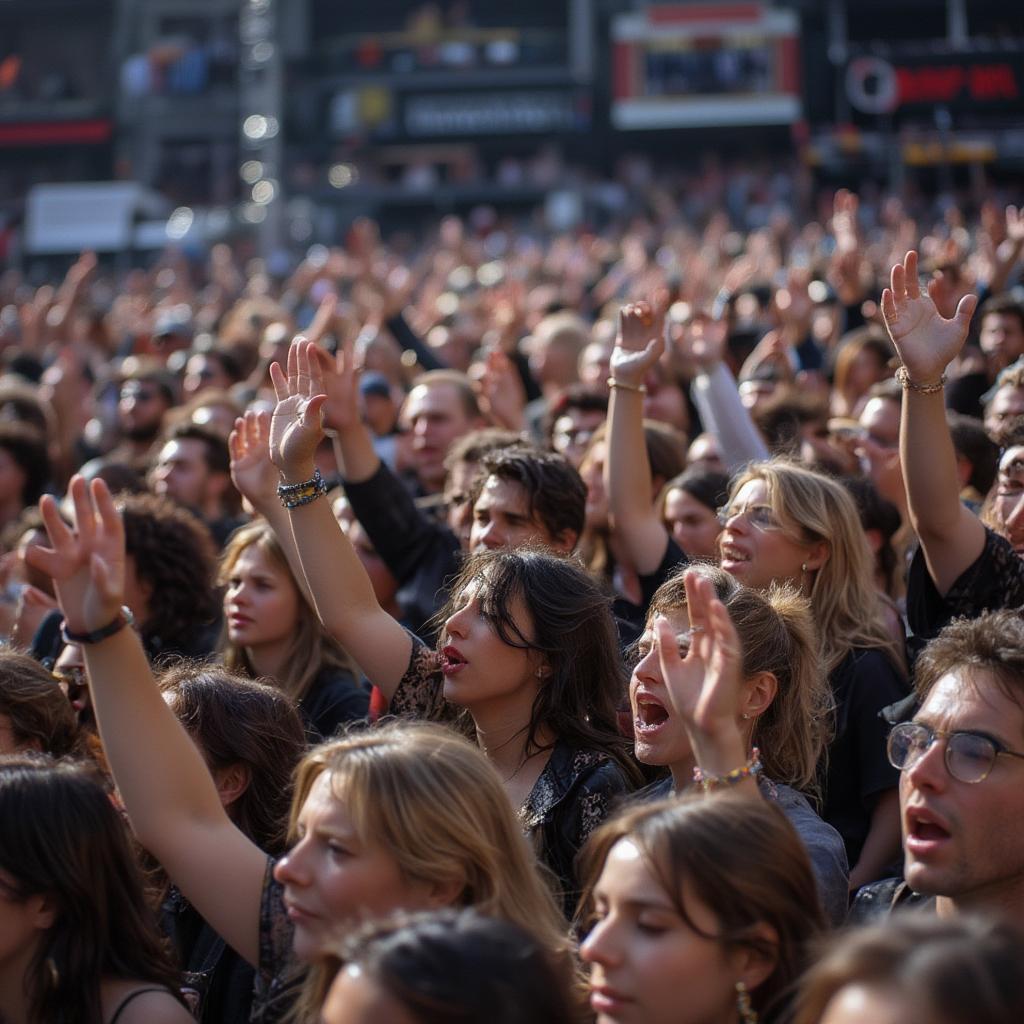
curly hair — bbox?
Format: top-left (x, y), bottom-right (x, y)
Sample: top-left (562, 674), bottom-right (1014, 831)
top-left (117, 493), bottom-right (221, 658)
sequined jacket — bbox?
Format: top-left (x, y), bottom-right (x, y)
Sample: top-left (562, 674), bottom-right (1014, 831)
top-left (390, 634), bottom-right (633, 915)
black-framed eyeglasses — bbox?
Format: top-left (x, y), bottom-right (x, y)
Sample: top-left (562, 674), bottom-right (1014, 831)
top-left (887, 721), bottom-right (1024, 784)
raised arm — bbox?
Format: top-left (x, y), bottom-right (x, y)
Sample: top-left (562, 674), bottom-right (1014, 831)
top-left (28, 478), bottom-right (267, 967)
top-left (655, 570), bottom-right (757, 798)
top-left (317, 336), bottom-right (381, 484)
top-left (684, 314), bottom-right (769, 472)
top-left (268, 339), bottom-right (413, 696)
top-left (882, 250), bottom-right (981, 595)
top-left (605, 301), bottom-right (672, 575)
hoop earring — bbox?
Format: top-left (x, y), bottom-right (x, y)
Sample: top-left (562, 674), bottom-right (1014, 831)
top-left (736, 981), bottom-right (758, 1024)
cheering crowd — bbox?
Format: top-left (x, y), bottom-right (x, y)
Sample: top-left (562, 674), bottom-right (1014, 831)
top-left (2, 181), bottom-right (1024, 1023)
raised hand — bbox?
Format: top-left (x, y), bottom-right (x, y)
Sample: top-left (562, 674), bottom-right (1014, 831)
top-left (678, 313), bottom-right (727, 373)
top-left (655, 570), bottom-right (746, 746)
top-left (316, 337), bottom-right (362, 435)
top-left (880, 250), bottom-right (978, 383)
top-left (475, 348), bottom-right (526, 431)
top-left (26, 477), bottom-right (125, 634)
top-left (611, 300), bottom-right (666, 388)
top-left (297, 292), bottom-right (338, 348)
top-left (268, 340), bottom-right (328, 480)
top-left (229, 409), bottom-right (280, 510)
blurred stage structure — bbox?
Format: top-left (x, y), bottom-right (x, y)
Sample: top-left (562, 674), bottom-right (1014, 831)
top-left (0, 0), bottom-right (1022, 258)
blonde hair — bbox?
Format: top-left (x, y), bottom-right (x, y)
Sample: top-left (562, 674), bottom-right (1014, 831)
top-left (219, 520), bottom-right (357, 703)
top-left (288, 720), bottom-right (577, 1022)
top-left (729, 460), bottom-right (904, 676)
top-left (649, 564), bottom-right (831, 794)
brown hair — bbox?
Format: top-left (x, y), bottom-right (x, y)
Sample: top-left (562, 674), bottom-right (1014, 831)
top-left (831, 327), bottom-right (894, 400)
top-left (648, 564), bottom-right (831, 794)
top-left (0, 650), bottom-right (82, 757)
top-left (792, 915), bottom-right (1024, 1024)
top-left (913, 610), bottom-right (1024, 718)
top-left (118, 492), bottom-right (221, 656)
top-left (577, 794), bottom-right (825, 1021)
top-left (0, 757), bottom-right (186, 1024)
top-left (219, 520), bottom-right (358, 703)
top-left (158, 663), bottom-right (306, 855)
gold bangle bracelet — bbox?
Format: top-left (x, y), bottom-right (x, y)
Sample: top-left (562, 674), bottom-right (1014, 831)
top-left (607, 377), bottom-right (647, 394)
top-left (895, 365), bottom-right (946, 394)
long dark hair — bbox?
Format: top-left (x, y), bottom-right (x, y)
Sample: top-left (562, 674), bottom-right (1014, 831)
top-left (0, 756), bottom-right (184, 1024)
top-left (158, 663), bottom-right (307, 855)
top-left (435, 548), bottom-right (641, 783)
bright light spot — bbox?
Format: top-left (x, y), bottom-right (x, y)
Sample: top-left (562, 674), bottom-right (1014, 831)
top-left (240, 160), bottom-right (264, 183)
top-left (251, 180), bottom-right (276, 205)
top-left (251, 41), bottom-right (274, 63)
top-left (241, 203), bottom-right (267, 224)
top-left (243, 115), bottom-right (268, 140)
top-left (808, 280), bottom-right (829, 304)
top-left (328, 164), bottom-right (357, 189)
top-left (166, 207), bottom-right (194, 240)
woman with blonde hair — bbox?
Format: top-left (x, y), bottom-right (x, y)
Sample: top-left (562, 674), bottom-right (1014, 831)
top-left (26, 475), bottom-right (577, 1024)
top-left (717, 459), bottom-right (908, 890)
top-left (219, 520), bottom-right (368, 739)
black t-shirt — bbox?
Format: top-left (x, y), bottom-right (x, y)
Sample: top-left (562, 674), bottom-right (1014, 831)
top-left (907, 526), bottom-right (1024, 644)
top-left (821, 647), bottom-right (908, 870)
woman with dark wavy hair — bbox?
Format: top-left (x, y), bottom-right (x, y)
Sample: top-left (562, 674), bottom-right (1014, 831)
top-left (0, 757), bottom-right (192, 1024)
top-left (242, 340), bottom-right (642, 912)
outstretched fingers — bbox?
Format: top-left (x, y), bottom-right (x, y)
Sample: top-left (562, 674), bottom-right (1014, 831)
top-left (25, 495), bottom-right (73, 579)
top-left (903, 250), bottom-right (920, 300)
top-left (91, 478), bottom-right (122, 547)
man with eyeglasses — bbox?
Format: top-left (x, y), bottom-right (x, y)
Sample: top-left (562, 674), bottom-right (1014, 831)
top-left (851, 609), bottom-right (1024, 922)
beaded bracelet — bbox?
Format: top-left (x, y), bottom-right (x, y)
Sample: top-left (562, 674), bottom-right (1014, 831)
top-left (692, 748), bottom-right (762, 793)
top-left (607, 377), bottom-right (648, 394)
top-left (895, 366), bottom-right (946, 394)
top-left (277, 468), bottom-right (328, 510)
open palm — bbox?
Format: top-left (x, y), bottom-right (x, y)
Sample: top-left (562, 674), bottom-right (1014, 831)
top-left (26, 477), bottom-right (125, 633)
top-left (881, 250), bottom-right (978, 381)
top-left (229, 409), bottom-right (279, 507)
top-left (656, 571), bottom-right (745, 740)
top-left (268, 340), bottom-right (328, 477)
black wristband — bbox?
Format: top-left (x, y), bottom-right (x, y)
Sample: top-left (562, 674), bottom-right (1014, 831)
top-left (60, 606), bottom-right (135, 646)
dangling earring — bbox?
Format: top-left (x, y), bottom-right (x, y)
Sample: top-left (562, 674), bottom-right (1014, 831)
top-left (47, 956), bottom-right (60, 988)
top-left (801, 562), bottom-right (808, 573)
top-left (735, 981), bottom-right (758, 1024)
